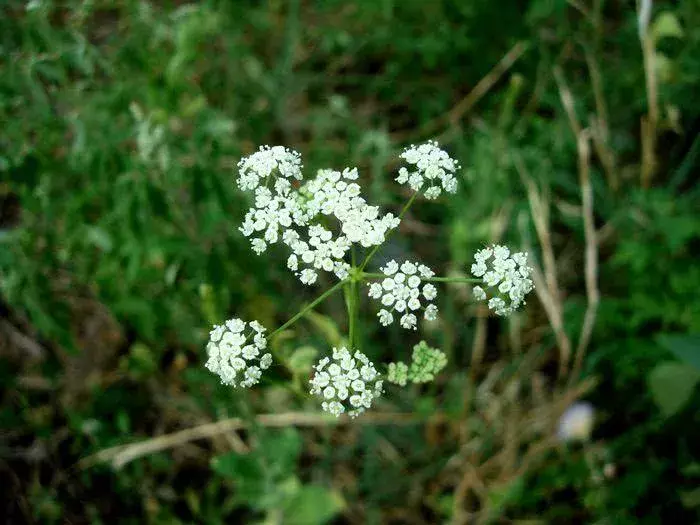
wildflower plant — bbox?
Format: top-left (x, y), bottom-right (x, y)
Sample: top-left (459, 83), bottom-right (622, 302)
top-left (205, 142), bottom-right (535, 417)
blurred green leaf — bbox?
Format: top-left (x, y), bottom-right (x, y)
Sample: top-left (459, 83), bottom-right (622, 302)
top-left (283, 485), bottom-right (345, 525)
top-left (657, 334), bottom-right (700, 370)
top-left (681, 487), bottom-right (700, 508)
top-left (287, 346), bottom-right (319, 375)
top-left (652, 12), bottom-right (684, 41)
top-left (305, 311), bottom-right (343, 347)
top-left (648, 362), bottom-right (700, 417)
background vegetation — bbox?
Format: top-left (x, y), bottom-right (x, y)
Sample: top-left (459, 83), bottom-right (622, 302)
top-left (1, 0), bottom-right (699, 523)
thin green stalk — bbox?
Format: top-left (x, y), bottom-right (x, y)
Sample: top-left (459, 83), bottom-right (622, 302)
top-left (346, 247), bottom-right (360, 348)
top-left (269, 280), bottom-right (346, 339)
top-left (345, 282), bottom-right (357, 348)
top-left (358, 191), bottom-right (419, 272)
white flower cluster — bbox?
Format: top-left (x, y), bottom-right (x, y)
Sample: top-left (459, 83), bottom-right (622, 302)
top-left (283, 227), bottom-right (351, 284)
top-left (397, 141), bottom-right (459, 199)
top-left (236, 149), bottom-right (400, 285)
top-left (237, 145), bottom-right (303, 190)
top-left (304, 169), bottom-right (400, 248)
top-left (238, 146), bottom-right (306, 254)
top-left (368, 260), bottom-right (438, 330)
top-left (205, 318), bottom-right (273, 387)
top-left (470, 245), bottom-right (534, 316)
top-left (309, 347), bottom-right (383, 417)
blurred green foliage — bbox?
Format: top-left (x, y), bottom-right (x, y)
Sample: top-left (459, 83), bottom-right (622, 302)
top-left (1, 0), bottom-right (699, 523)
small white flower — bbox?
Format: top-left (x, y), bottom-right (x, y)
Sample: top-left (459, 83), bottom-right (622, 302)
top-left (260, 353), bottom-right (272, 369)
top-left (557, 402), bottom-right (595, 442)
top-left (368, 283), bottom-right (383, 298)
top-left (382, 260), bottom-right (399, 275)
top-left (472, 285), bottom-right (487, 301)
top-left (422, 283), bottom-right (437, 300)
top-left (205, 318), bottom-right (271, 387)
top-left (251, 239), bottom-right (267, 254)
top-left (407, 275), bottom-right (421, 288)
top-left (299, 268), bottom-right (318, 285)
top-left (400, 261), bottom-right (417, 274)
top-left (310, 348), bottom-right (383, 417)
top-left (378, 309), bottom-right (393, 326)
top-left (424, 304), bottom-right (438, 321)
top-left (400, 313), bottom-right (417, 330)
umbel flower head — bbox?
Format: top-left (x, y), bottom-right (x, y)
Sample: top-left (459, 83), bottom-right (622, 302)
top-left (236, 148), bottom-right (400, 285)
top-left (309, 347), bottom-right (383, 418)
top-left (396, 141), bottom-right (460, 199)
top-left (470, 245), bottom-right (534, 316)
top-left (205, 318), bottom-right (272, 387)
top-left (367, 259), bottom-right (438, 330)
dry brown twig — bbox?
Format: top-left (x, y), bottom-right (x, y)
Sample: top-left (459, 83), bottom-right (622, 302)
top-left (80, 411), bottom-right (425, 470)
top-left (553, 68), bottom-right (601, 384)
top-left (638, 0), bottom-right (659, 188)
top-left (394, 41), bottom-right (530, 142)
top-left (571, 130), bottom-right (600, 382)
top-left (513, 153), bottom-right (573, 377)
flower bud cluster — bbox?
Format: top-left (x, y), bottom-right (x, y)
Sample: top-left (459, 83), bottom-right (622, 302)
top-left (386, 341), bottom-right (447, 386)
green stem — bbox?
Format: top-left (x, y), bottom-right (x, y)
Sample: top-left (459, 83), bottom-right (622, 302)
top-left (346, 248), bottom-right (360, 348)
top-left (358, 191), bottom-right (419, 272)
top-left (269, 280), bottom-right (346, 339)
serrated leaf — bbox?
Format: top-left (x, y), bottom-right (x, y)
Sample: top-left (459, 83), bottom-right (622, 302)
top-left (648, 362), bottom-right (700, 417)
top-left (283, 485), bottom-right (345, 525)
top-left (657, 334), bottom-right (700, 370)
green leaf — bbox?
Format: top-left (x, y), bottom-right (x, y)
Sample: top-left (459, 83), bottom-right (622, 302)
top-left (85, 226), bottom-right (113, 252)
top-left (648, 362), bottom-right (700, 417)
top-left (287, 346), bottom-right (318, 375)
top-left (681, 487), bottom-right (700, 508)
top-left (283, 485), bottom-right (345, 525)
top-left (305, 311), bottom-right (343, 346)
top-left (657, 334), bottom-right (700, 370)
top-left (260, 428), bottom-right (302, 479)
top-left (652, 12), bottom-right (684, 42)
top-left (211, 452), bottom-right (266, 503)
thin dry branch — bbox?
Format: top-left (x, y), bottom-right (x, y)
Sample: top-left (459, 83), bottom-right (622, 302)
top-left (553, 70), bottom-right (601, 384)
top-left (396, 41), bottom-right (529, 142)
top-left (582, 45), bottom-right (618, 190)
top-left (513, 154), bottom-right (572, 376)
top-left (80, 411), bottom-right (424, 470)
top-left (571, 131), bottom-right (600, 382)
top-left (638, 0), bottom-right (659, 187)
